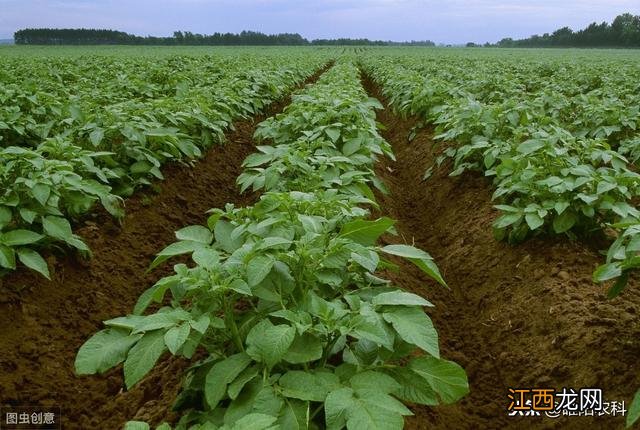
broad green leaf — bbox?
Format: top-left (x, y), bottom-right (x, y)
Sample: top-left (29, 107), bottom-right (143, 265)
top-left (493, 212), bottom-right (522, 229)
top-left (380, 244), bottom-right (446, 286)
top-left (383, 307), bottom-right (439, 358)
top-left (409, 355), bottom-right (469, 404)
top-left (89, 128), bottom-right (104, 146)
top-left (246, 320), bottom-right (295, 369)
top-left (17, 248), bottom-right (50, 279)
top-left (0, 244), bottom-right (16, 269)
top-left (32, 184), bottom-right (51, 206)
top-left (627, 389), bottom-right (640, 428)
top-left (552, 210), bottom-right (577, 233)
top-left (175, 225), bottom-right (213, 244)
top-left (215, 219), bottom-right (243, 253)
top-left (229, 366), bottom-right (260, 400)
top-left (372, 291), bottom-right (433, 307)
top-left (387, 367), bottom-right (438, 406)
top-left (75, 328), bottom-right (141, 375)
top-left (524, 213), bottom-right (544, 230)
top-left (325, 388), bottom-right (354, 430)
top-left (279, 398), bottom-right (309, 430)
top-left (247, 255), bottom-right (274, 287)
top-left (123, 422), bottom-right (149, 430)
top-left (339, 218), bottom-right (395, 246)
top-left (205, 352), bottom-right (252, 409)
top-left (517, 139), bottom-right (544, 155)
top-left (42, 216), bottom-right (73, 241)
top-left (593, 263), bottom-right (622, 283)
top-left (350, 371), bottom-right (400, 394)
top-left (279, 371), bottom-right (340, 402)
top-left (164, 323), bottom-right (190, 354)
top-left (124, 330), bottom-right (166, 388)
top-left (283, 333), bottom-right (323, 364)
top-left (0, 229), bottom-right (44, 246)
top-left (150, 240), bottom-right (203, 269)
top-left (230, 413), bottom-right (277, 430)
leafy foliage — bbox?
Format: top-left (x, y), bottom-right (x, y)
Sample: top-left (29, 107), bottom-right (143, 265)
top-left (75, 61), bottom-right (467, 429)
top-left (0, 50), bottom-right (328, 277)
top-left (361, 51), bottom-right (640, 292)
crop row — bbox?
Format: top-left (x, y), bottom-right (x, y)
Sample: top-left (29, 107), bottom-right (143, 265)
top-left (0, 53), bottom-right (327, 278)
top-left (75, 61), bottom-right (468, 430)
top-left (360, 53), bottom-right (640, 294)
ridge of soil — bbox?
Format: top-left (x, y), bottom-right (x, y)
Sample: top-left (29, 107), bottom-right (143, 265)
top-left (362, 73), bottom-right (640, 430)
top-left (0, 64), bottom-right (330, 430)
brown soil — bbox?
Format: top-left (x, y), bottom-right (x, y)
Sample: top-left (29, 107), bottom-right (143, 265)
top-left (363, 74), bottom-right (640, 430)
top-left (0, 66), bottom-right (329, 430)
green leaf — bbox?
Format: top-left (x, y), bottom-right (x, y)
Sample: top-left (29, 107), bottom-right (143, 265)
top-left (279, 371), bottom-right (340, 402)
top-left (246, 320), bottom-right (295, 369)
top-left (133, 278), bottom-right (176, 315)
top-left (230, 413), bottom-right (277, 430)
top-left (325, 388), bottom-right (354, 430)
top-left (32, 184), bottom-right (51, 206)
top-left (372, 291), bottom-right (433, 307)
top-left (0, 206), bottom-right (12, 225)
top-left (279, 398), bottom-right (309, 430)
top-left (215, 219), bottom-right (243, 253)
top-left (325, 127), bottom-right (341, 143)
top-left (0, 244), bottom-right (16, 269)
top-left (607, 272), bottom-right (629, 299)
top-left (123, 422), bottom-right (150, 430)
top-left (493, 212), bottom-right (522, 229)
top-left (409, 356), bottom-right (469, 404)
top-left (627, 389), bottom-right (640, 428)
top-left (383, 307), bottom-right (439, 358)
top-left (89, 128), bottom-right (104, 146)
top-left (593, 262), bottom-right (622, 283)
top-left (149, 240), bottom-right (203, 269)
top-left (380, 244), bottom-right (446, 287)
top-left (247, 255), bottom-right (275, 287)
top-left (552, 210), bottom-right (577, 233)
top-left (228, 366), bottom-right (260, 400)
top-left (347, 397), bottom-right (407, 430)
top-left (164, 323), bottom-right (190, 354)
top-left (339, 218), bottom-right (395, 246)
top-left (42, 216), bottom-right (73, 241)
top-left (350, 371), bottom-right (400, 394)
top-left (387, 367), bottom-right (438, 406)
top-left (75, 328), bottom-right (141, 375)
top-left (175, 225), bottom-right (213, 244)
top-left (17, 248), bottom-right (50, 279)
top-left (205, 352), bottom-right (252, 409)
top-left (524, 213), bottom-right (544, 230)
top-left (192, 247), bottom-right (220, 269)
top-left (283, 333), bottom-right (323, 364)
top-left (516, 139), bottom-right (544, 155)
top-left (123, 330), bottom-right (166, 388)
top-left (0, 229), bottom-right (44, 246)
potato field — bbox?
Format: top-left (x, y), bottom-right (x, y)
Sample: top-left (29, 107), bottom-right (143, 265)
top-left (0, 46), bottom-right (639, 430)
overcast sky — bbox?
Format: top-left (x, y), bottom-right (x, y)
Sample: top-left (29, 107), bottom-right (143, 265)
top-left (1, 0), bottom-right (638, 44)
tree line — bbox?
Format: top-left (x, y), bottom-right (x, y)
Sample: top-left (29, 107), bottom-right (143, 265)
top-left (495, 13), bottom-right (640, 48)
top-left (13, 28), bottom-right (435, 46)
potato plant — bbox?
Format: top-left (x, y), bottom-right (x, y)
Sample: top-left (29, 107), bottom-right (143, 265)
top-left (0, 51), bottom-right (328, 277)
top-left (360, 52), bottom-right (640, 292)
top-left (75, 62), bottom-right (468, 430)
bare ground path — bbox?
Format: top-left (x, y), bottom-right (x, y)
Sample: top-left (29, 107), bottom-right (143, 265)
top-left (362, 72), bottom-right (640, 430)
top-left (0, 64), bottom-right (330, 430)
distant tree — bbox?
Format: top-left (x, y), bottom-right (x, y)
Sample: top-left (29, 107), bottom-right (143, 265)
top-left (488, 13), bottom-right (640, 48)
top-left (13, 27), bottom-right (436, 46)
